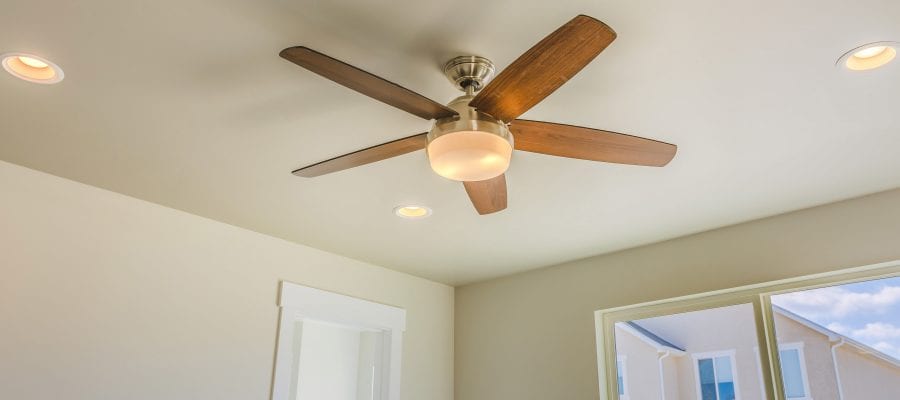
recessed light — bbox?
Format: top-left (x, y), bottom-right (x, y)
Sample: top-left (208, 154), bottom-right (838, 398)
top-left (393, 205), bottom-right (432, 219)
top-left (838, 42), bottom-right (898, 71)
top-left (1, 52), bottom-right (64, 84)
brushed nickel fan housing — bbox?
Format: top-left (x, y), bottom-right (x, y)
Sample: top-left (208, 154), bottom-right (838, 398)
top-left (428, 95), bottom-right (513, 143)
top-left (443, 56), bottom-right (495, 92)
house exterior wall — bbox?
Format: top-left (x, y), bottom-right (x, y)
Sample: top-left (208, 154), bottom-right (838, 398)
top-left (662, 356), bottom-right (680, 400)
top-left (614, 326), bottom-right (663, 400)
top-left (835, 346), bottom-right (900, 400)
top-left (771, 314), bottom-right (840, 400)
top-left (637, 304), bottom-right (763, 400)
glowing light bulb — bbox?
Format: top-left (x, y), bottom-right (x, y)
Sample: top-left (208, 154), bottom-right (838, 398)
top-left (1, 53), bottom-right (64, 83)
top-left (842, 43), bottom-right (897, 71)
top-left (18, 56), bottom-right (49, 69)
top-left (853, 46), bottom-right (888, 59)
top-left (394, 206), bottom-right (432, 219)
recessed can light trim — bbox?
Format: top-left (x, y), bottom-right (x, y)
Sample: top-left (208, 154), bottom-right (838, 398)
top-left (393, 205), bottom-right (433, 219)
top-left (837, 42), bottom-right (899, 71)
top-left (1, 52), bottom-right (64, 84)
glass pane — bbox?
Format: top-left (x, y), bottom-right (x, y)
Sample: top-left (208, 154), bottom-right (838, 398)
top-left (698, 358), bottom-right (718, 400)
top-left (613, 303), bottom-right (759, 400)
top-left (617, 361), bottom-right (625, 395)
top-left (714, 356), bottom-right (733, 381)
top-left (779, 349), bottom-right (805, 398)
top-left (771, 276), bottom-right (900, 400)
top-left (714, 357), bottom-right (735, 400)
top-left (716, 381), bottom-right (735, 400)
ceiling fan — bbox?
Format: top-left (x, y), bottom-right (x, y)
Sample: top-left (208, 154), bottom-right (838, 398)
top-left (280, 15), bottom-right (676, 215)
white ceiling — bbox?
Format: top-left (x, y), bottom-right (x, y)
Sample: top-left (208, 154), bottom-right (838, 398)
top-left (2, 0), bottom-right (899, 285)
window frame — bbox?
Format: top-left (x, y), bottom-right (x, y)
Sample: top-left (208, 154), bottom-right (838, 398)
top-left (777, 342), bottom-right (811, 400)
top-left (692, 350), bottom-right (741, 400)
top-left (594, 259), bottom-right (900, 400)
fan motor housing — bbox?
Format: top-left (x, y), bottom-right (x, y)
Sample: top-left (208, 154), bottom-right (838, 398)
top-left (427, 95), bottom-right (513, 147)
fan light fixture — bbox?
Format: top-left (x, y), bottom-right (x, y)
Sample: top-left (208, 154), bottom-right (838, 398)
top-left (1, 53), bottom-right (64, 84)
top-left (427, 130), bottom-right (512, 181)
top-left (840, 42), bottom-right (898, 71)
top-left (426, 96), bottom-right (514, 182)
top-left (394, 205), bottom-right (432, 219)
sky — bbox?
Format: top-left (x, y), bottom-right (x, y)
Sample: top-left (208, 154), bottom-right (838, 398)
top-left (771, 276), bottom-right (900, 360)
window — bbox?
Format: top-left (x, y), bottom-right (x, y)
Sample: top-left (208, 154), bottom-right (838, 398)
top-left (777, 344), bottom-right (809, 399)
top-left (595, 262), bottom-right (900, 400)
top-left (609, 304), bottom-right (752, 400)
top-left (616, 356), bottom-right (628, 399)
top-left (770, 276), bottom-right (900, 400)
top-left (694, 351), bottom-right (737, 400)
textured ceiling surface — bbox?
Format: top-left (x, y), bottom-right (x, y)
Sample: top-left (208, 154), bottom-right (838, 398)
top-left (1, 0), bottom-right (899, 285)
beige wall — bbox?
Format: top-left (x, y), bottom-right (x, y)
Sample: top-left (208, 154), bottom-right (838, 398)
top-left (0, 161), bottom-right (454, 400)
top-left (835, 345), bottom-right (900, 400)
top-left (455, 188), bottom-right (900, 400)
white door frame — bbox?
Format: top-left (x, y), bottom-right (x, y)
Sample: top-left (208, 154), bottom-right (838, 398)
top-left (271, 281), bottom-right (406, 400)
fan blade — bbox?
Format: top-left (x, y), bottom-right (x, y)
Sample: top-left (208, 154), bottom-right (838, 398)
top-left (509, 120), bottom-right (676, 167)
top-left (469, 15), bottom-right (616, 122)
top-left (280, 47), bottom-right (457, 120)
top-left (293, 133), bottom-right (428, 177)
top-left (463, 174), bottom-right (508, 215)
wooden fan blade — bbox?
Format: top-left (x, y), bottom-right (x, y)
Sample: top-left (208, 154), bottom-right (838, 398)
top-left (293, 133), bottom-right (428, 177)
top-left (463, 174), bottom-right (508, 215)
top-left (509, 120), bottom-right (676, 167)
top-left (280, 47), bottom-right (457, 120)
top-left (469, 15), bottom-right (616, 122)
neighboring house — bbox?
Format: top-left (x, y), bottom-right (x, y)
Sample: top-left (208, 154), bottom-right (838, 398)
top-left (614, 304), bottom-right (900, 400)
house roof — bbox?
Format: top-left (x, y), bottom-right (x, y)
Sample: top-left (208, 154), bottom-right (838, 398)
top-left (617, 321), bottom-right (686, 354)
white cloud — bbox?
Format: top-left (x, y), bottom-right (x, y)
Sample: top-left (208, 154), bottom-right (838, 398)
top-left (772, 285), bottom-right (900, 318)
top-left (872, 341), bottom-right (895, 352)
top-left (826, 322), bottom-right (850, 335)
top-left (852, 322), bottom-right (900, 340)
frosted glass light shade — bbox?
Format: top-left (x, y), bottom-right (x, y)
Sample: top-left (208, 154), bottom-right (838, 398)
top-left (427, 130), bottom-right (512, 181)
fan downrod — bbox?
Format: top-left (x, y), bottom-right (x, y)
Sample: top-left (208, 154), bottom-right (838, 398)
top-left (443, 56), bottom-right (495, 93)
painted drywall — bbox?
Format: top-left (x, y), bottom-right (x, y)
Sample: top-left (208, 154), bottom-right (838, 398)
top-left (455, 188), bottom-right (900, 400)
top-left (0, 160), bottom-right (453, 400)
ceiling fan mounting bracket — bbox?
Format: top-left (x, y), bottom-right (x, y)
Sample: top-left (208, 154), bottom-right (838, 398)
top-left (442, 56), bottom-right (495, 92)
